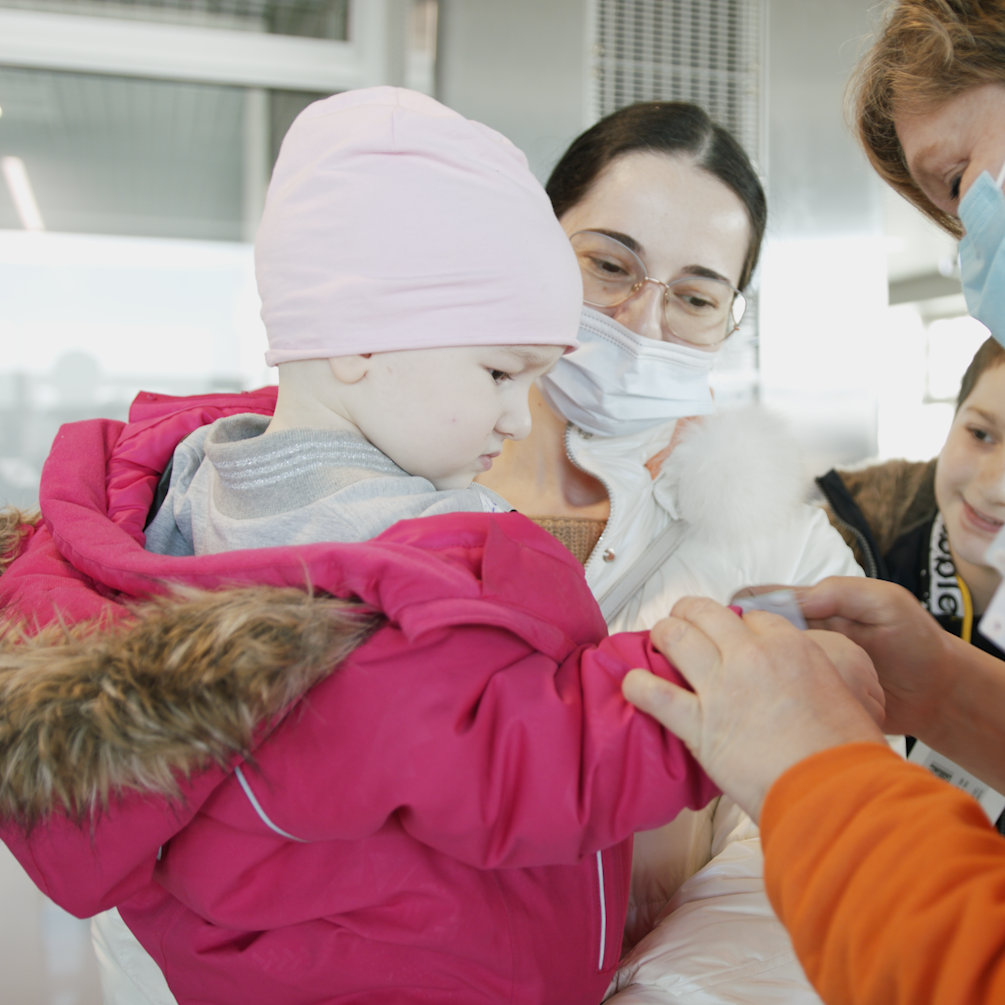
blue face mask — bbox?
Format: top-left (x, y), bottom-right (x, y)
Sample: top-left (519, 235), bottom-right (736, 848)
top-left (959, 160), bottom-right (1005, 347)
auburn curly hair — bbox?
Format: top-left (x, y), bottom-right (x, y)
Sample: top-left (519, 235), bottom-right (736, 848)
top-left (850, 0), bottom-right (1005, 237)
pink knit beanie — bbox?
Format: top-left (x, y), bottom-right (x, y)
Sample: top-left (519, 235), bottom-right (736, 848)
top-left (257, 87), bottom-right (582, 365)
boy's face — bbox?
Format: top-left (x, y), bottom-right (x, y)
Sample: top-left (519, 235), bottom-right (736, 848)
top-left (935, 364), bottom-right (1005, 570)
top-left (346, 343), bottom-right (564, 490)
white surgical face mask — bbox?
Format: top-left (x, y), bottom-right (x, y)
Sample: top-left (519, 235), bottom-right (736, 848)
top-left (537, 307), bottom-right (716, 437)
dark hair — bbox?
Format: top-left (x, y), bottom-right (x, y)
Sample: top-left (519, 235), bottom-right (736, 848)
top-left (545, 102), bottom-right (767, 291)
top-left (957, 336), bottom-right (1005, 409)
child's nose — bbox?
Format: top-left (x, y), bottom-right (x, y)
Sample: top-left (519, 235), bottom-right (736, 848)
top-left (610, 281), bottom-right (666, 341)
top-left (981, 449), bottom-right (1005, 504)
top-left (498, 396), bottom-right (533, 441)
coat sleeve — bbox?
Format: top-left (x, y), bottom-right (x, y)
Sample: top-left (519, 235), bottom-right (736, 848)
top-left (203, 625), bottom-right (719, 868)
top-left (761, 743), bottom-right (1005, 1005)
top-left (0, 764), bottom-right (232, 919)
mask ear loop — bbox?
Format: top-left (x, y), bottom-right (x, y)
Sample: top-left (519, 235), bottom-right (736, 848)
top-left (995, 158), bottom-right (1005, 191)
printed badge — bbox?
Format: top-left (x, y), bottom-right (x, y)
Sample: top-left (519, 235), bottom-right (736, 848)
top-left (908, 740), bottom-right (1005, 824)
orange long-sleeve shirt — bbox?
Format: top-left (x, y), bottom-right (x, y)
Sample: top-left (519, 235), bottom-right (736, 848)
top-left (760, 743), bottom-right (1005, 1005)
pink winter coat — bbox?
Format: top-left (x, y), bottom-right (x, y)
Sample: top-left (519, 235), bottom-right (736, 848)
top-left (0, 390), bottom-right (717, 1005)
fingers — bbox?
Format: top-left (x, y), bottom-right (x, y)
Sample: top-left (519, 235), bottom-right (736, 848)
top-left (622, 669), bottom-right (700, 752)
top-left (670, 595), bottom-right (756, 646)
top-left (805, 629), bottom-right (886, 728)
top-left (798, 577), bottom-right (914, 626)
top-left (648, 611), bottom-right (722, 691)
top-left (651, 599), bottom-right (802, 693)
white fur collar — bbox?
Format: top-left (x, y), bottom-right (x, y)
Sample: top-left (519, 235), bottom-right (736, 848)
top-left (653, 405), bottom-right (807, 546)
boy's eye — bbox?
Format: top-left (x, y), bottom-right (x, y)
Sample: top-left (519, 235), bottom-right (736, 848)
top-left (489, 369), bottom-right (512, 384)
top-left (969, 425), bottom-right (991, 443)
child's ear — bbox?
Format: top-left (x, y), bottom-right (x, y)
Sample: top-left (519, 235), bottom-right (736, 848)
top-left (328, 354), bottom-right (372, 384)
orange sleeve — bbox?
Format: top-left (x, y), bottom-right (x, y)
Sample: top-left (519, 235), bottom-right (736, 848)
top-left (760, 742), bottom-right (1005, 1005)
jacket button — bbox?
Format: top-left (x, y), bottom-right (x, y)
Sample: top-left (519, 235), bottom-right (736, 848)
top-left (602, 548), bottom-right (616, 562)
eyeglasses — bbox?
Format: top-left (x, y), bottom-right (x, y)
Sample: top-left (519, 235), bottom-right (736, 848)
top-left (570, 230), bottom-right (746, 347)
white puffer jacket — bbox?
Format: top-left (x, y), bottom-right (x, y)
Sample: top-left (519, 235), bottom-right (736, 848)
top-left (572, 406), bottom-right (861, 1005)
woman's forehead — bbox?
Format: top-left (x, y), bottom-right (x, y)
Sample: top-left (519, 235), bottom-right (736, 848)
top-left (561, 151), bottom-right (749, 280)
top-left (896, 84), bottom-right (1005, 205)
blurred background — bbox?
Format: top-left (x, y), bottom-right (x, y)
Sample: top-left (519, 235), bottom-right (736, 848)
top-left (0, 0), bottom-right (986, 517)
top-left (0, 0), bottom-right (984, 1000)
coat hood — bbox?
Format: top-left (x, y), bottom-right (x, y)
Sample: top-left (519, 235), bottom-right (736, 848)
top-left (0, 388), bottom-right (606, 827)
top-left (0, 586), bottom-right (376, 825)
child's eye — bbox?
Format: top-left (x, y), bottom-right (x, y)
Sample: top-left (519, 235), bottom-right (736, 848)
top-left (489, 369), bottom-right (512, 384)
top-left (969, 425), bottom-right (992, 443)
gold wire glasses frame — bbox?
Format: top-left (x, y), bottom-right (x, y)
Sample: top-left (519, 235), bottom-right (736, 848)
top-left (570, 230), bottom-right (746, 347)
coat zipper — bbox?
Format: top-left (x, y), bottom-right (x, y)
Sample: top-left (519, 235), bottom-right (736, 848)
top-left (595, 850), bottom-right (607, 971)
top-left (829, 512), bottom-right (880, 579)
top-left (563, 423), bottom-right (616, 576)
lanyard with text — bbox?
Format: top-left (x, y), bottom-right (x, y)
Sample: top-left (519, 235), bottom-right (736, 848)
top-left (912, 524), bottom-right (1005, 824)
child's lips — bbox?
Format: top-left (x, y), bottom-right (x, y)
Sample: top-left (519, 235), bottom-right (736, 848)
top-left (962, 499), bottom-right (1005, 535)
top-left (478, 452), bottom-right (500, 471)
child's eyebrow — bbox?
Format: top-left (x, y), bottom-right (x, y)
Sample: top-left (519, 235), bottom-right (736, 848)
top-left (966, 405), bottom-right (1003, 426)
top-left (496, 346), bottom-right (562, 368)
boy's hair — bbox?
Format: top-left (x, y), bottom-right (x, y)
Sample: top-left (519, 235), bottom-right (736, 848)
top-left (958, 336), bottom-right (1005, 409)
top-left (850, 0), bottom-right (1005, 238)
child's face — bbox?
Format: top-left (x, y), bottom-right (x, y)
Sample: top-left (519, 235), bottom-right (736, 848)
top-left (347, 343), bottom-right (564, 490)
top-left (935, 364), bottom-right (1005, 569)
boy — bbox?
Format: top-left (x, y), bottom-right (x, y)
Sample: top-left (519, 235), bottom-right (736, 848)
top-left (819, 336), bottom-right (1005, 829)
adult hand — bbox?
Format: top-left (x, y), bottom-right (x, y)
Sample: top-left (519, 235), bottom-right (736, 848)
top-left (625, 597), bottom-right (885, 821)
top-left (797, 576), bottom-right (1005, 792)
top-left (728, 586), bottom-right (885, 725)
top-left (804, 629), bottom-right (885, 726)
top-left (797, 577), bottom-right (958, 739)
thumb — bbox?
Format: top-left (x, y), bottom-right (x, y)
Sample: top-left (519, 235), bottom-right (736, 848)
top-left (622, 669), bottom-right (701, 752)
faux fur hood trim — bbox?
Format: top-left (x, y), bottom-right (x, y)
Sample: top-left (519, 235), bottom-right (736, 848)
top-left (830, 458), bottom-right (937, 557)
top-left (654, 406), bottom-right (807, 546)
top-left (0, 507), bottom-right (39, 577)
top-left (0, 586), bottom-right (379, 825)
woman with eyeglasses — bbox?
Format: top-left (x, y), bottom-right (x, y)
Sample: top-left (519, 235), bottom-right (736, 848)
top-left (476, 102), bottom-right (864, 1003)
top-left (620, 5), bottom-right (1005, 1005)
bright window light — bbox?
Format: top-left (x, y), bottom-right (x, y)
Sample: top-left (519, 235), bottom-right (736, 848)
top-left (1, 156), bottom-right (45, 232)
top-left (0, 229), bottom-right (272, 508)
top-left (877, 306), bottom-right (992, 462)
top-left (927, 315), bottom-right (991, 401)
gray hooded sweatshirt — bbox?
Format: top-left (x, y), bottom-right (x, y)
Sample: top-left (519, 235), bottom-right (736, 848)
top-left (144, 413), bottom-right (512, 557)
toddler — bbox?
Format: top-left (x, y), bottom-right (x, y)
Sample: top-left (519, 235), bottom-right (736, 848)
top-left (0, 88), bottom-right (716, 1005)
top-left (144, 87), bottom-right (582, 557)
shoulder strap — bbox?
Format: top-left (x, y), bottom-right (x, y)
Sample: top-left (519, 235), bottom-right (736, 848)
top-left (597, 520), bottom-right (687, 623)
